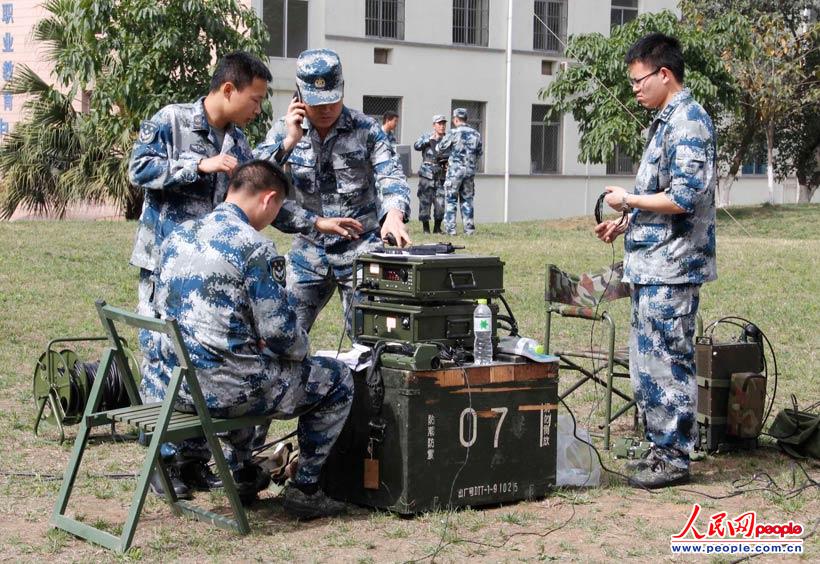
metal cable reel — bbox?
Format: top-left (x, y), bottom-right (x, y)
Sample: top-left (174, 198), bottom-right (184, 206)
top-left (33, 336), bottom-right (141, 442)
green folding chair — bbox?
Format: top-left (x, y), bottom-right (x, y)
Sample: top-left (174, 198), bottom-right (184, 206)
top-left (51, 301), bottom-right (270, 553)
top-left (544, 263), bottom-right (635, 449)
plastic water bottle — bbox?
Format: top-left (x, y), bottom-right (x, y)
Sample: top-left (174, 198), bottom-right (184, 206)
top-left (473, 299), bottom-right (493, 365)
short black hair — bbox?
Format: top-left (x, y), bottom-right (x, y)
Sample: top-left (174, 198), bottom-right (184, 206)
top-left (228, 160), bottom-right (290, 197)
top-left (382, 111), bottom-right (399, 123)
top-left (625, 33), bottom-right (685, 83)
top-left (210, 51), bottom-right (272, 93)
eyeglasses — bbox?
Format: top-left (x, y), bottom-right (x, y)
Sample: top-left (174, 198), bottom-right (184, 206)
top-left (628, 68), bottom-right (660, 87)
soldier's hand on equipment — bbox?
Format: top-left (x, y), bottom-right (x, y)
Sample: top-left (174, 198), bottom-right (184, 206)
top-left (198, 154), bottom-right (238, 175)
top-left (381, 209), bottom-right (412, 247)
top-left (594, 218), bottom-right (628, 244)
top-left (282, 97), bottom-right (307, 151)
top-left (315, 217), bottom-right (364, 240)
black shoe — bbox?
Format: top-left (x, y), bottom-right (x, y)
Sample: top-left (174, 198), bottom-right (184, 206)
top-left (149, 466), bottom-right (193, 500)
top-left (422, 220), bottom-right (431, 233)
top-left (628, 457), bottom-right (690, 489)
top-left (180, 461), bottom-right (223, 491)
top-left (232, 463), bottom-right (271, 506)
top-left (282, 484), bottom-right (348, 519)
top-left (433, 220), bottom-right (442, 234)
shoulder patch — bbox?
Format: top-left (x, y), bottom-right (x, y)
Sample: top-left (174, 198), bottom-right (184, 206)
top-left (270, 255), bottom-right (287, 286)
top-left (138, 121), bottom-right (159, 145)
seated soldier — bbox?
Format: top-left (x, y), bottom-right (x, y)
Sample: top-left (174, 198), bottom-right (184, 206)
top-left (146, 159), bottom-right (352, 517)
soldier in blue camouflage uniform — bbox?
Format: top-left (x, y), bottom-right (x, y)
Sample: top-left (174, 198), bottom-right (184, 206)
top-left (413, 115), bottom-right (448, 233)
top-left (255, 49), bottom-right (411, 333)
top-left (596, 34), bottom-right (717, 489)
top-left (128, 52), bottom-right (272, 497)
top-left (437, 108), bottom-right (483, 235)
top-left (148, 160), bottom-right (352, 517)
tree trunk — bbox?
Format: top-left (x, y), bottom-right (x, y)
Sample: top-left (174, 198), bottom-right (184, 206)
top-left (797, 183), bottom-right (817, 203)
top-left (766, 121), bottom-right (775, 204)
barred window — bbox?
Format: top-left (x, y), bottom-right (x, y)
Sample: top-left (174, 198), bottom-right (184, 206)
top-left (533, 0), bottom-right (567, 53)
top-left (451, 99), bottom-right (486, 172)
top-left (366, 0), bottom-right (405, 40)
top-left (611, 0), bottom-right (638, 29)
top-left (263, 0), bottom-right (308, 58)
top-left (606, 144), bottom-right (637, 175)
top-left (453, 0), bottom-right (489, 47)
top-left (363, 95), bottom-right (402, 140)
top-left (531, 105), bottom-right (560, 174)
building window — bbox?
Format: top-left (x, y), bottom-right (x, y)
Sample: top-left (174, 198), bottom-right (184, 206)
top-left (263, 0), bottom-right (308, 59)
top-left (374, 47), bottom-right (391, 64)
top-left (453, 0), bottom-right (489, 47)
top-left (541, 60), bottom-right (553, 75)
top-left (531, 105), bottom-right (560, 174)
top-left (363, 95), bottom-right (402, 139)
top-left (366, 0), bottom-right (404, 40)
top-left (606, 144), bottom-right (637, 175)
top-left (534, 0), bottom-right (567, 53)
top-left (451, 99), bottom-right (486, 172)
top-left (611, 0), bottom-right (638, 29)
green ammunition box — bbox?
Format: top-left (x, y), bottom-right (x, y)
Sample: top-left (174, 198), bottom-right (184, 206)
top-left (354, 300), bottom-right (499, 349)
top-left (321, 359), bottom-right (559, 513)
top-left (356, 253), bottom-right (504, 300)
top-left (695, 339), bottom-right (765, 452)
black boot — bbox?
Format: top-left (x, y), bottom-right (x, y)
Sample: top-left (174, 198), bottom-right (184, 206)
top-left (433, 220), bottom-right (442, 234)
top-left (180, 460), bottom-right (223, 491)
top-left (149, 466), bottom-right (193, 500)
top-left (422, 220), bottom-right (430, 233)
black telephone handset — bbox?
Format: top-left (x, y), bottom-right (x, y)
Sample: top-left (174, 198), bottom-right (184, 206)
top-left (294, 84), bottom-right (303, 103)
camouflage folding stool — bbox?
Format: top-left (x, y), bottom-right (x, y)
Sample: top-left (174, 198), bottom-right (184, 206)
top-left (51, 301), bottom-right (271, 553)
top-left (544, 263), bottom-right (636, 449)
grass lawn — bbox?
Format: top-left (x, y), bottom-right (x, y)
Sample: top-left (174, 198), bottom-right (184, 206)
top-left (0, 204), bottom-right (817, 562)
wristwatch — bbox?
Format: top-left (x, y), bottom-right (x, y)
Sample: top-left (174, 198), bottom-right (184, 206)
top-left (621, 194), bottom-right (631, 212)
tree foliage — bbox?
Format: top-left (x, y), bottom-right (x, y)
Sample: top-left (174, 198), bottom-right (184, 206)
top-left (539, 10), bottom-right (737, 167)
top-left (540, 2), bottom-right (820, 204)
top-left (0, 0), bottom-right (270, 219)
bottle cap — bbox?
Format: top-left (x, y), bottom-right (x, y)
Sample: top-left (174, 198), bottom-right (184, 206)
top-left (476, 298), bottom-right (487, 305)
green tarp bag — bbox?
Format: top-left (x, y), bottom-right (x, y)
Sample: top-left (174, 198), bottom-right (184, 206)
top-left (767, 396), bottom-right (820, 460)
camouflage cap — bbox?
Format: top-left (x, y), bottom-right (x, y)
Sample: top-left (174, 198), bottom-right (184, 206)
top-left (296, 49), bottom-right (344, 105)
top-left (452, 107), bottom-right (468, 120)
top-left (432, 114), bottom-right (447, 123)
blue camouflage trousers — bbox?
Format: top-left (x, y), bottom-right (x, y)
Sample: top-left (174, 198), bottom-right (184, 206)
top-left (417, 177), bottom-right (445, 222)
top-left (443, 174), bottom-right (475, 235)
top-left (286, 231), bottom-right (381, 333)
top-left (629, 284), bottom-right (700, 469)
top-left (138, 268), bottom-right (210, 465)
top-left (178, 356), bottom-right (353, 485)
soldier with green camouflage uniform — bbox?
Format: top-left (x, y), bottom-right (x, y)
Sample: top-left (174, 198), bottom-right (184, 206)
top-left (255, 49), bottom-right (411, 333)
top-left (596, 33), bottom-right (717, 489)
top-left (148, 160), bottom-right (352, 517)
top-left (413, 115), bottom-right (448, 233)
top-left (437, 108), bottom-right (483, 235)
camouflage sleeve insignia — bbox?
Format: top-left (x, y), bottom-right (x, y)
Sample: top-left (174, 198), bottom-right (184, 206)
top-left (270, 255), bottom-right (287, 286)
top-left (138, 121), bottom-right (160, 145)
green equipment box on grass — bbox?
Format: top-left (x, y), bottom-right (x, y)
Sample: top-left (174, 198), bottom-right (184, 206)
top-left (355, 253), bottom-right (504, 300)
top-left (321, 358), bottom-right (558, 514)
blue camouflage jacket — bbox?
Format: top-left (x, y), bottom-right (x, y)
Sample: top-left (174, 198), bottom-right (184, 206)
top-left (128, 98), bottom-right (254, 272)
top-left (149, 202), bottom-right (308, 408)
top-left (254, 106), bottom-right (411, 244)
top-left (437, 124), bottom-right (483, 178)
top-left (623, 88), bottom-right (717, 286)
top-left (413, 132), bottom-right (444, 180)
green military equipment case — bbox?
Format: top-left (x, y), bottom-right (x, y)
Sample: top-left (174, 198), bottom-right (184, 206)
top-left (695, 338), bottom-right (765, 452)
top-left (356, 253), bottom-right (504, 300)
top-left (321, 358), bottom-right (558, 513)
top-left (353, 300), bottom-right (499, 349)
